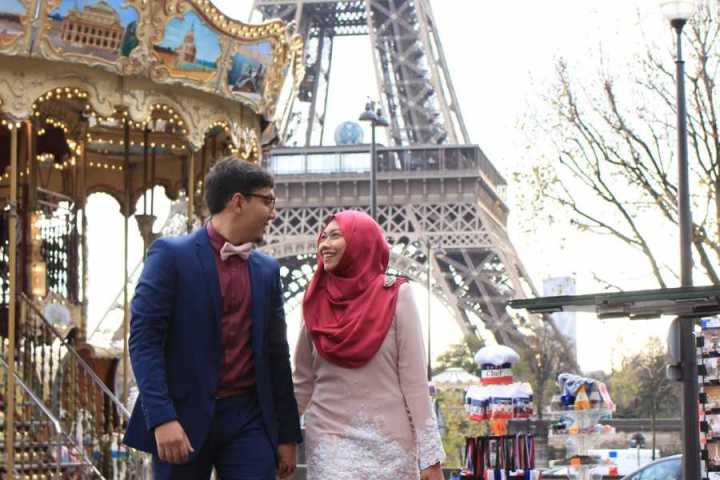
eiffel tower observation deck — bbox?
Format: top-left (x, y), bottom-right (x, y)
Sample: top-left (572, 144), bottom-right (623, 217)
top-left (253, 0), bottom-right (545, 351)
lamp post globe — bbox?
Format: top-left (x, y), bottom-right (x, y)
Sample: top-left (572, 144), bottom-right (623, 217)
top-left (658, 0), bottom-right (697, 22)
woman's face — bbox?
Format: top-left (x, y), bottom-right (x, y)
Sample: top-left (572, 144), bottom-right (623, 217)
top-left (318, 219), bottom-right (347, 272)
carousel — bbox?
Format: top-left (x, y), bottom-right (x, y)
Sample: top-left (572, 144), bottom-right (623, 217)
top-left (0, 0), bottom-right (303, 477)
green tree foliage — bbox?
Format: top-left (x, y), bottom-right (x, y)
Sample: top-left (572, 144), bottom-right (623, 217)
top-left (431, 335), bottom-right (484, 467)
top-left (433, 334), bottom-right (484, 376)
top-left (606, 337), bottom-right (680, 459)
top-left (435, 389), bottom-right (486, 468)
top-left (607, 337), bottom-right (680, 418)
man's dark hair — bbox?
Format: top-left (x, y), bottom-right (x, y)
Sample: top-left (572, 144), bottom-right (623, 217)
top-left (204, 156), bottom-right (274, 215)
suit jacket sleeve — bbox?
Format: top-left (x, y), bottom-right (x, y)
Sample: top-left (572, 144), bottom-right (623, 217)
top-left (267, 263), bottom-right (303, 444)
top-left (129, 238), bottom-right (178, 431)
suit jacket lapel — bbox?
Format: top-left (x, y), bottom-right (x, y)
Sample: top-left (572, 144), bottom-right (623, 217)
top-left (247, 252), bottom-right (264, 351)
top-left (194, 229), bottom-right (223, 346)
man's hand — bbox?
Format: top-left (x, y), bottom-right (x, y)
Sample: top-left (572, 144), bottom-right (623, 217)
top-left (420, 463), bottom-right (444, 480)
top-left (154, 420), bottom-right (194, 464)
top-left (276, 443), bottom-right (297, 479)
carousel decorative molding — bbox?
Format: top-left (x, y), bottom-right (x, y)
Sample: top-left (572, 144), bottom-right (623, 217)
top-left (0, 0), bottom-right (302, 124)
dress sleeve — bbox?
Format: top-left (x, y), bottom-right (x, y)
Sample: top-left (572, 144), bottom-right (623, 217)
top-left (293, 321), bottom-right (316, 416)
top-left (395, 283), bottom-right (446, 470)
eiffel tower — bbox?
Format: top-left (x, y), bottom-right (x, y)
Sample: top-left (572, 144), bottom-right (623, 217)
top-left (253, 0), bottom-right (545, 351)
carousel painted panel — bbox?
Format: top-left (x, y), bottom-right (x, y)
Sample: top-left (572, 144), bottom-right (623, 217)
top-left (222, 30), bottom-right (303, 119)
top-left (226, 40), bottom-right (273, 107)
top-left (36, 0), bottom-right (146, 74)
top-left (0, 0), bottom-right (36, 56)
top-left (149, 4), bottom-right (223, 92)
top-left (226, 29), bottom-right (305, 121)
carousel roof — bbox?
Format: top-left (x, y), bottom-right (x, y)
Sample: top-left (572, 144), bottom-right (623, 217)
top-left (0, 0), bottom-right (304, 148)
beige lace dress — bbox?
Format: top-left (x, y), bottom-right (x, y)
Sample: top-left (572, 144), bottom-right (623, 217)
top-left (293, 283), bottom-right (446, 479)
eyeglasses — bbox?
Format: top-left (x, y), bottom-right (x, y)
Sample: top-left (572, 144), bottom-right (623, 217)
top-left (243, 192), bottom-right (276, 209)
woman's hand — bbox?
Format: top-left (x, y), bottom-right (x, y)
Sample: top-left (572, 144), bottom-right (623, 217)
top-left (420, 463), bottom-right (444, 480)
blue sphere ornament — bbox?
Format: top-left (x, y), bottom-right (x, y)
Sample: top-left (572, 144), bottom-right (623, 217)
top-left (334, 121), bottom-right (364, 145)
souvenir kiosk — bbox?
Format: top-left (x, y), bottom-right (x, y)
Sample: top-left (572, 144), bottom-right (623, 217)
top-left (510, 285), bottom-right (720, 480)
top-left (462, 345), bottom-right (539, 479)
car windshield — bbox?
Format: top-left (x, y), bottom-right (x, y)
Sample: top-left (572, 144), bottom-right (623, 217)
top-left (628, 457), bottom-right (681, 480)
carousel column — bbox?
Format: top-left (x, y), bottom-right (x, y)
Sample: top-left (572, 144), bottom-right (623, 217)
top-left (136, 126), bottom-right (156, 255)
top-left (122, 117), bottom-right (131, 406)
top-left (6, 122), bottom-right (19, 479)
top-left (199, 141), bottom-right (207, 220)
top-left (187, 148), bottom-right (195, 233)
top-left (212, 134), bottom-right (218, 164)
top-left (78, 123), bottom-right (88, 340)
top-left (23, 120), bottom-right (36, 299)
top-left (150, 143), bottom-right (156, 217)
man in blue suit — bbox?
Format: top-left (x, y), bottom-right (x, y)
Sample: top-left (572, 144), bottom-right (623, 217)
top-left (123, 157), bottom-right (301, 479)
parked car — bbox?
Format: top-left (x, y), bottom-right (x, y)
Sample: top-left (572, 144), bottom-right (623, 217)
top-left (621, 454), bottom-right (681, 480)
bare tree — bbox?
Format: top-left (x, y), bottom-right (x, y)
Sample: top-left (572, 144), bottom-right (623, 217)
top-left (522, 321), bottom-right (573, 420)
top-left (520, 4), bottom-right (720, 287)
top-left (635, 338), bottom-right (679, 459)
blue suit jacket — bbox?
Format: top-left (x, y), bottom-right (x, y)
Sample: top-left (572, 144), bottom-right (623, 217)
top-left (123, 228), bottom-right (302, 454)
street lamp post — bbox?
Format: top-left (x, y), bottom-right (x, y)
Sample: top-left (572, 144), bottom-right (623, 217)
top-left (659, 1), bottom-right (700, 478)
top-left (359, 100), bottom-right (389, 220)
top-left (427, 241), bottom-right (432, 381)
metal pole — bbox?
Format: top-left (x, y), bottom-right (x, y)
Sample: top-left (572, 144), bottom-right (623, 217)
top-left (79, 133), bottom-right (88, 341)
top-left (187, 149), bottom-right (195, 233)
top-left (427, 241), bottom-right (432, 381)
top-left (6, 123), bottom-right (18, 479)
top-left (673, 18), bottom-right (701, 480)
top-left (143, 127), bottom-right (149, 215)
top-left (122, 118), bottom-right (130, 407)
top-left (370, 121), bottom-right (377, 219)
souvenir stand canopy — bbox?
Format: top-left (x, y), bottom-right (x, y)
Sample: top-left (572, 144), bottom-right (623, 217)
top-left (510, 285), bottom-right (720, 480)
top-left (0, 0), bottom-right (303, 477)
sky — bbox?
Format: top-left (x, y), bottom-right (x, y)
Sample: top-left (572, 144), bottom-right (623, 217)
top-left (1, 0), bottom-right (25, 15)
top-left (85, 0), bottom-right (690, 373)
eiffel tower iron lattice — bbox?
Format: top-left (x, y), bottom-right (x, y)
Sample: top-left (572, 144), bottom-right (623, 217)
top-left (251, 0), bottom-right (567, 358)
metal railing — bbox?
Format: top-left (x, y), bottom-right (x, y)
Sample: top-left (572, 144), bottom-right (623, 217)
top-left (0, 355), bottom-right (103, 478)
top-left (0, 293), bottom-right (151, 479)
top-left (265, 144), bottom-right (507, 189)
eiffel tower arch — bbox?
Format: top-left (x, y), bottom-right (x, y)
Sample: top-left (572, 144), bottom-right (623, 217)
top-left (252, 0), bottom-right (549, 354)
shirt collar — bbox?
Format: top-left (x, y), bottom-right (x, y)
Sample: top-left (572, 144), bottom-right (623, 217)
top-left (206, 219), bottom-right (227, 253)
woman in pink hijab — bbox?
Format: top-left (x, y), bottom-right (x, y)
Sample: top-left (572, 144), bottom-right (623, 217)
top-left (295, 210), bottom-right (445, 479)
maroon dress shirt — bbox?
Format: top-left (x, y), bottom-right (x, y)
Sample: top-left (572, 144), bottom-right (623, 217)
top-left (206, 221), bottom-right (255, 398)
